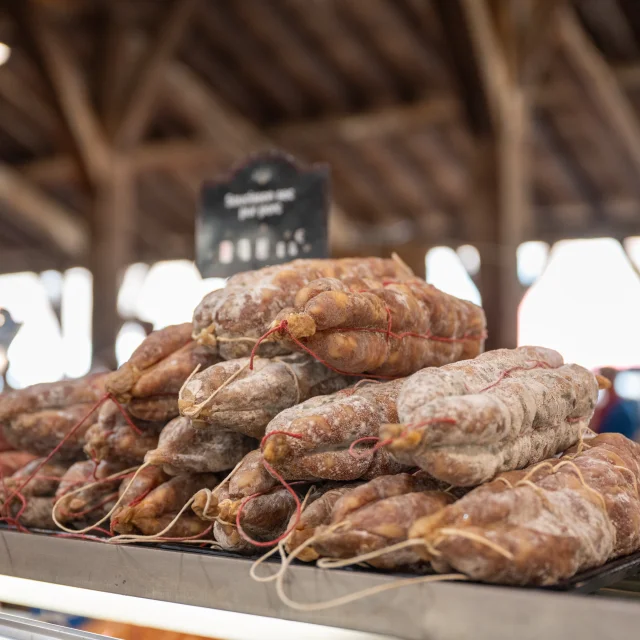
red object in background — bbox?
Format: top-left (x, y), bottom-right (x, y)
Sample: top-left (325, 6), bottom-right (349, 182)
top-left (0, 451), bottom-right (38, 477)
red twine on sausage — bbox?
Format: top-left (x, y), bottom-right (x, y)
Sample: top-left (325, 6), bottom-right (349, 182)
top-left (0, 391), bottom-right (141, 524)
top-left (235, 458), bottom-right (301, 548)
top-left (233, 430), bottom-right (305, 548)
top-left (108, 395), bottom-right (143, 436)
top-left (248, 311), bottom-right (486, 379)
top-left (249, 321), bottom-right (290, 369)
top-left (349, 417), bottom-right (459, 460)
top-left (1, 393), bottom-right (111, 517)
top-left (471, 360), bottom-right (555, 394)
top-left (348, 436), bottom-right (393, 459)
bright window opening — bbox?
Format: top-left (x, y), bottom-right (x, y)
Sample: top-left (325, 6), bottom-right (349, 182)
top-left (427, 246), bottom-right (481, 305)
top-left (518, 238), bottom-right (640, 370)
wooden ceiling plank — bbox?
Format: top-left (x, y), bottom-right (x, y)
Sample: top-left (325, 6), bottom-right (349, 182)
top-left (181, 34), bottom-right (261, 122)
top-left (534, 111), bottom-right (603, 219)
top-left (322, 141), bottom-right (415, 229)
top-left (114, 0), bottom-right (201, 148)
top-left (0, 163), bottom-right (87, 257)
top-left (162, 66), bottom-right (267, 156)
top-left (459, 0), bottom-right (513, 128)
top-left (454, 0), bottom-right (530, 349)
top-left (404, 130), bottom-right (469, 211)
top-left (615, 63), bottom-right (640, 89)
top-left (520, 0), bottom-right (566, 86)
top-left (618, 0), bottom-right (640, 46)
top-left (20, 140), bottom-right (227, 184)
top-left (558, 7), bottom-right (640, 181)
top-left (279, 0), bottom-right (397, 107)
top-left (340, 0), bottom-right (448, 92)
top-left (12, 3), bottom-right (111, 185)
top-left (431, 0), bottom-right (494, 135)
top-left (577, 0), bottom-right (639, 60)
top-left (197, 3), bottom-right (304, 116)
top-left (98, 1), bottom-right (132, 136)
top-left (231, 0), bottom-right (349, 112)
top-left (270, 97), bottom-right (457, 146)
top-left (0, 101), bottom-right (49, 156)
top-left (359, 139), bottom-right (431, 215)
top-left (0, 64), bottom-right (60, 144)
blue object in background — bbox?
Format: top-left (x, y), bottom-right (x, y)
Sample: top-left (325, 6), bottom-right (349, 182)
top-left (28, 609), bottom-right (90, 629)
top-left (598, 399), bottom-right (638, 440)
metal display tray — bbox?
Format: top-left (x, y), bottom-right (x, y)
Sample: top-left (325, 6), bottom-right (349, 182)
top-left (0, 529), bottom-right (640, 640)
top-left (157, 540), bottom-right (640, 594)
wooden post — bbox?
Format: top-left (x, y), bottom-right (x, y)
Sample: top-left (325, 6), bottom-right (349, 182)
top-left (439, 0), bottom-right (538, 351)
top-left (89, 158), bottom-right (133, 369)
top-left (475, 88), bottom-right (528, 350)
top-left (394, 243), bottom-right (429, 280)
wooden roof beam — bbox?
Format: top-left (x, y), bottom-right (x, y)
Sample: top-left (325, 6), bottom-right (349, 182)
top-left (114, 0), bottom-right (201, 149)
top-left (0, 164), bottom-right (87, 257)
top-left (20, 140), bottom-right (223, 184)
top-left (270, 97), bottom-right (458, 145)
top-left (10, 2), bottom-right (111, 185)
top-left (98, 2), bottom-right (132, 136)
top-left (614, 63), bottom-right (640, 90)
top-left (160, 59), bottom-right (359, 254)
top-left (452, 0), bottom-right (531, 349)
top-left (432, 0), bottom-right (495, 135)
top-left (558, 7), bottom-right (640, 182)
top-left (0, 64), bottom-right (61, 144)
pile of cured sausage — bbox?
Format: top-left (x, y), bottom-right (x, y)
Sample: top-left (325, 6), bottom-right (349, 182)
top-left (0, 256), bottom-right (637, 590)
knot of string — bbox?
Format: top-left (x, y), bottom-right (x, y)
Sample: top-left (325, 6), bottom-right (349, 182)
top-left (348, 436), bottom-right (392, 459)
top-left (348, 417), bottom-right (458, 460)
top-left (249, 321), bottom-right (289, 370)
top-left (181, 361), bottom-right (251, 419)
top-left (51, 463), bottom-right (147, 534)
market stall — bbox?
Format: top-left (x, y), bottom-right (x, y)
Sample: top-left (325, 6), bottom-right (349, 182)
top-left (0, 256), bottom-right (639, 640)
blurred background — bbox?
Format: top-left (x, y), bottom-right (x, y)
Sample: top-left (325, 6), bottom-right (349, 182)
top-left (1, 2), bottom-right (640, 414)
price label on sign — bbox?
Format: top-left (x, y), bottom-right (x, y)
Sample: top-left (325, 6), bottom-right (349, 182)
top-left (196, 151), bottom-right (329, 278)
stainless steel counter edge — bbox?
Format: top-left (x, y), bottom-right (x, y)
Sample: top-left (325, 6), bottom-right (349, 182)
top-left (0, 612), bottom-right (111, 640)
top-left (0, 530), bottom-right (638, 640)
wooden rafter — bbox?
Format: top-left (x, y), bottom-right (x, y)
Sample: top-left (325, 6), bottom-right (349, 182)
top-left (11, 2), bottom-right (111, 185)
top-left (0, 164), bottom-right (87, 257)
top-left (558, 6), bottom-right (640, 181)
top-left (520, 1), bottom-right (564, 85)
top-left (232, 1), bottom-right (348, 112)
top-left (460, 0), bottom-right (512, 128)
top-left (432, 0), bottom-right (494, 135)
top-left (98, 1), bottom-right (130, 135)
top-left (449, 0), bottom-right (531, 349)
top-left (19, 141), bottom-right (220, 185)
top-left (159, 57), bottom-right (359, 253)
top-left (114, 0), bottom-right (201, 148)
top-left (0, 64), bottom-right (60, 145)
top-left (270, 97), bottom-right (457, 144)
top-left (90, 158), bottom-right (133, 368)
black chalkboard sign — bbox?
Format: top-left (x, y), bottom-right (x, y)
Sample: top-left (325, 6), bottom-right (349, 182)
top-left (196, 151), bottom-right (329, 278)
